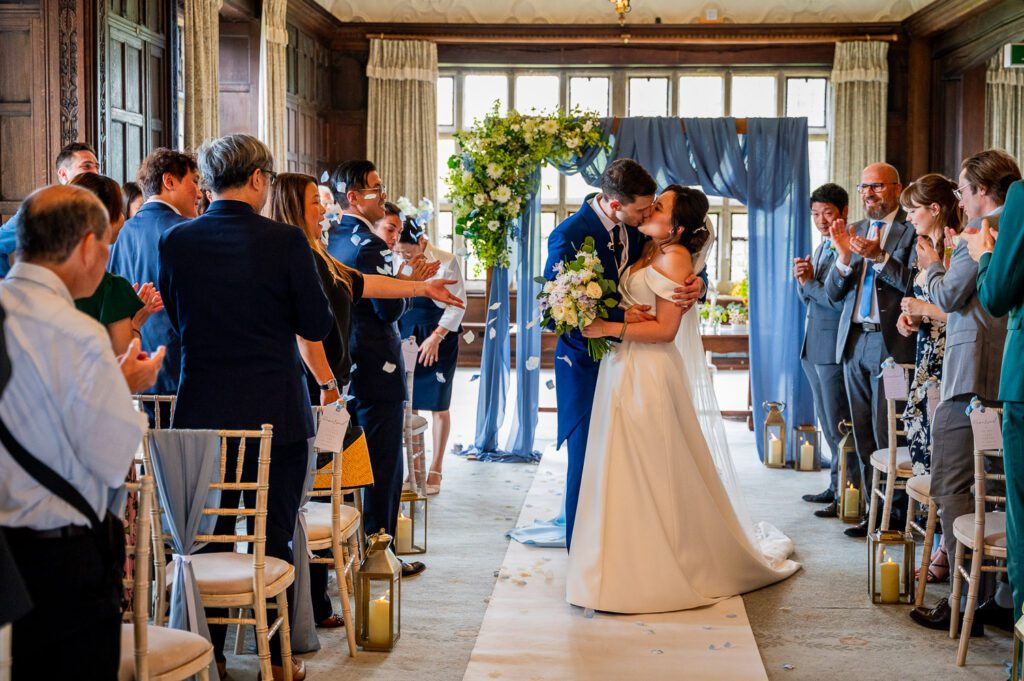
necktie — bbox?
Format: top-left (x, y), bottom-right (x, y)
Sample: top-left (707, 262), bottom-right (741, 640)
top-left (816, 239), bottom-right (831, 272)
top-left (858, 221), bottom-right (884, 319)
top-left (611, 224), bottom-right (624, 273)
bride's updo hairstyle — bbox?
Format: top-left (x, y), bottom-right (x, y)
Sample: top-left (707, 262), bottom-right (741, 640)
top-left (660, 184), bottom-right (711, 255)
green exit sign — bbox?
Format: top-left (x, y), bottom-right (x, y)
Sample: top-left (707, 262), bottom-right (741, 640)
top-left (1005, 44), bottom-right (1024, 67)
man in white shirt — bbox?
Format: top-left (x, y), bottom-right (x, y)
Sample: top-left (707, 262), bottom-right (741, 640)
top-left (0, 185), bottom-right (160, 679)
top-left (825, 163), bottom-right (917, 537)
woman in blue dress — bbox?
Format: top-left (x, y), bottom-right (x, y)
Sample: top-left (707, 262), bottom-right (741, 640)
top-left (394, 213), bottom-right (467, 495)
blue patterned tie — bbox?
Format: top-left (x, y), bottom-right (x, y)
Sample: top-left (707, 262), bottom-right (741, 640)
top-left (859, 221), bottom-right (884, 319)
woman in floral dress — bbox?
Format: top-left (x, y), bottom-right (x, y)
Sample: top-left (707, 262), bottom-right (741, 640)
top-left (895, 174), bottom-right (962, 582)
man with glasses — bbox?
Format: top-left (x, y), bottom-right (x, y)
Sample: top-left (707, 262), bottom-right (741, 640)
top-left (159, 134), bottom-right (331, 679)
top-left (326, 160), bottom-right (426, 578)
top-left (825, 162), bottom-right (917, 538)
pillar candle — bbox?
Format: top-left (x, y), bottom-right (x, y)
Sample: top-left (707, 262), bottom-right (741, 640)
top-left (396, 514), bottom-right (413, 553)
top-left (768, 435), bottom-right (783, 466)
top-left (800, 441), bottom-right (814, 470)
top-left (880, 556), bottom-right (900, 603)
top-left (368, 595), bottom-right (391, 645)
top-left (843, 483), bottom-right (860, 519)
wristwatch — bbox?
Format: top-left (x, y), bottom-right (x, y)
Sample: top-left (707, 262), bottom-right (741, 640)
top-left (319, 377), bottom-right (339, 392)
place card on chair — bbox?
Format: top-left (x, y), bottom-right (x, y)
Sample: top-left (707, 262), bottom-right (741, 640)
top-left (881, 363), bottom-right (908, 400)
top-left (315, 402), bottom-right (350, 452)
top-left (969, 406), bottom-right (1002, 451)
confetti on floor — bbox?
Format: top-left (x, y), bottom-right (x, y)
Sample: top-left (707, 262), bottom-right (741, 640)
top-left (382, 362), bottom-right (396, 374)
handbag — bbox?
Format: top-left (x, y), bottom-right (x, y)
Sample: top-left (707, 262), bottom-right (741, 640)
top-left (313, 422), bottom-right (374, 490)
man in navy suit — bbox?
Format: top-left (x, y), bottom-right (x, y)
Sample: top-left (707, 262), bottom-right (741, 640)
top-left (325, 160), bottom-right (425, 576)
top-left (794, 183), bottom-right (853, 516)
top-left (109, 148), bottom-right (201, 420)
top-left (825, 162), bottom-right (917, 538)
top-left (159, 134), bottom-right (331, 678)
top-left (545, 159), bottom-right (707, 550)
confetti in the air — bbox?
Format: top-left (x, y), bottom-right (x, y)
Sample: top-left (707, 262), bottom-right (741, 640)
top-left (526, 320), bottom-right (536, 329)
top-left (525, 356), bottom-right (540, 371)
top-left (463, 330), bottom-right (476, 344)
top-left (435, 373), bottom-right (447, 383)
top-left (350, 235), bottom-right (361, 246)
top-left (360, 238), bottom-right (371, 246)
top-left (319, 218), bottom-right (331, 231)
top-left (401, 264), bottom-right (413, 277)
top-left (489, 327), bottom-right (497, 340)
top-left (335, 181), bottom-right (347, 193)
top-left (470, 374), bottom-right (480, 382)
top-left (556, 355), bottom-right (573, 367)
top-left (381, 250), bottom-right (392, 257)
top-left (583, 609), bottom-right (595, 619)
top-left (456, 248), bottom-right (470, 257)
top-left (376, 266), bottom-right (389, 275)
top-left (320, 171), bottom-right (329, 183)
top-left (382, 362), bottom-right (396, 374)
top-left (489, 302), bottom-right (502, 311)
top-left (350, 363), bottom-right (357, 372)
top-left (545, 379), bottom-right (555, 390)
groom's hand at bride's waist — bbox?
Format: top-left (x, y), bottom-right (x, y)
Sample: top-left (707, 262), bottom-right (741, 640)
top-left (624, 305), bottom-right (656, 323)
top-left (671, 275), bottom-right (705, 313)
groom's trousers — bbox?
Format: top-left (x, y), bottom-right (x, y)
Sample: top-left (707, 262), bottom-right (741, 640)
top-left (564, 418), bottom-right (592, 552)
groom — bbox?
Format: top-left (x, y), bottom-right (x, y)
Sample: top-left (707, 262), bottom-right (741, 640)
top-left (545, 159), bottom-right (707, 550)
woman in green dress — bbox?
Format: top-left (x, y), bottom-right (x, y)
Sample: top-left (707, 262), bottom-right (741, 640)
top-left (68, 173), bottom-right (162, 354)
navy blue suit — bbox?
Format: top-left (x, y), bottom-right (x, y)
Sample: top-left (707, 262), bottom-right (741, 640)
top-left (159, 199), bottom-right (332, 662)
top-left (108, 201), bottom-right (187, 397)
top-left (328, 213), bottom-right (407, 541)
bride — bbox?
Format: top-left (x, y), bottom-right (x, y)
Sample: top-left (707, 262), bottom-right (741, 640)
top-left (566, 185), bottom-right (800, 614)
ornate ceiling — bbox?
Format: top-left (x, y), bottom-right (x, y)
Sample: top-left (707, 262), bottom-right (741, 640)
top-left (317, 0), bottom-right (938, 24)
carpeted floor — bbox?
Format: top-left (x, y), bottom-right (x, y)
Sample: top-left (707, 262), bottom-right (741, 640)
top-left (221, 368), bottom-right (1013, 680)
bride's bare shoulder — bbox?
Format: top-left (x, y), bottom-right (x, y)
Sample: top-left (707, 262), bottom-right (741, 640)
top-left (651, 245), bottom-right (692, 281)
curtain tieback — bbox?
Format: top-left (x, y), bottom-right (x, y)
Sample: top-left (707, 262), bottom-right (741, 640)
top-left (297, 507), bottom-right (314, 559)
top-left (172, 553), bottom-right (202, 633)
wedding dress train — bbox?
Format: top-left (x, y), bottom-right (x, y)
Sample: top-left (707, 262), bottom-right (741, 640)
top-left (566, 262), bottom-right (800, 614)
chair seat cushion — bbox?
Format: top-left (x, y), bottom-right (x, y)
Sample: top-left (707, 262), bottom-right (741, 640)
top-left (305, 502), bottom-right (361, 542)
top-left (953, 511), bottom-right (1007, 551)
top-left (409, 414), bottom-right (429, 436)
top-left (870, 447), bottom-right (913, 476)
top-left (119, 623), bottom-right (213, 681)
top-left (170, 553), bottom-right (294, 597)
top-left (906, 474), bottom-right (931, 501)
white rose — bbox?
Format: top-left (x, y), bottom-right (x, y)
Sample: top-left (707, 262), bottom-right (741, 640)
top-left (543, 281), bottom-right (555, 294)
top-left (586, 281), bottom-right (603, 299)
top-left (491, 185), bottom-right (512, 203)
top-left (487, 220), bottom-right (500, 231)
top-left (564, 307), bottom-right (578, 326)
top-left (541, 119), bottom-right (559, 135)
top-left (486, 163), bottom-right (503, 180)
top-left (474, 193), bottom-right (487, 206)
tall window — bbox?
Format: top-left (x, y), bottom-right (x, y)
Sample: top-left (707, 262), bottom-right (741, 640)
top-left (437, 68), bottom-right (830, 288)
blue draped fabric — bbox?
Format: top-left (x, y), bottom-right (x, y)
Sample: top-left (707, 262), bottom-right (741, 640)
top-left (503, 169), bottom-right (543, 462)
top-left (465, 266), bottom-right (510, 460)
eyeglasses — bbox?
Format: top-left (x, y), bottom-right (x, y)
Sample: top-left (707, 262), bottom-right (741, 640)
top-left (261, 168), bottom-right (278, 185)
top-left (856, 182), bottom-right (897, 194)
top-left (354, 185), bottom-right (388, 200)
top-left (953, 183), bottom-right (971, 201)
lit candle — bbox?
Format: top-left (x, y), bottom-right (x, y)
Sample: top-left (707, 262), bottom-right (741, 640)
top-left (368, 594), bottom-right (391, 645)
top-left (800, 440), bottom-right (815, 470)
top-left (396, 514), bottom-right (412, 553)
top-left (768, 434), bottom-right (783, 466)
top-left (880, 552), bottom-right (900, 603)
top-left (843, 483), bottom-right (860, 519)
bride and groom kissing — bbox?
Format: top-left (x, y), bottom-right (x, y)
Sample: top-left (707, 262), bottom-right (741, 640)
top-left (544, 159), bottom-right (800, 614)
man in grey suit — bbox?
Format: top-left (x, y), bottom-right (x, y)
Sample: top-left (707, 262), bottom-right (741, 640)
top-left (826, 163), bottom-right (917, 537)
top-left (910, 149), bottom-right (1020, 632)
top-left (795, 183), bottom-right (853, 515)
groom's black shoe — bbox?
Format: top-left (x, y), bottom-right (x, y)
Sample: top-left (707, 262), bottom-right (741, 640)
top-left (814, 502), bottom-right (838, 518)
top-left (844, 516), bottom-right (869, 537)
top-left (802, 489), bottom-right (835, 504)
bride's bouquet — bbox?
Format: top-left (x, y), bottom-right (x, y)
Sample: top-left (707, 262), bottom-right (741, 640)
top-left (535, 236), bottom-right (618, 360)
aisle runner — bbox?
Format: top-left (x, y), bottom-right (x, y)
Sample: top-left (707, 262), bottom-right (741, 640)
top-left (464, 446), bottom-right (769, 681)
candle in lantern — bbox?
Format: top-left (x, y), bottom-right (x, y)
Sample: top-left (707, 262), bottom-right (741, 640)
top-left (800, 440), bottom-right (814, 470)
top-left (880, 552), bottom-right (900, 603)
top-left (396, 513), bottom-right (412, 553)
top-left (843, 482), bottom-right (860, 518)
top-left (368, 594), bottom-right (391, 645)
top-left (768, 434), bottom-right (783, 466)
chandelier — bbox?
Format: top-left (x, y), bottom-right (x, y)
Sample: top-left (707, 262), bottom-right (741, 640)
top-left (608, 0), bottom-right (630, 26)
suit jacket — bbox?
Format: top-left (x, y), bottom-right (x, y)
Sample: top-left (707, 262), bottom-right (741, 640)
top-left (158, 199), bottom-right (333, 442)
top-left (824, 211), bottom-right (917, 364)
top-left (327, 213), bottom-right (407, 402)
top-left (925, 213), bottom-right (1007, 402)
top-left (797, 240), bottom-right (843, 364)
top-left (544, 197), bottom-right (644, 446)
top-left (108, 201), bottom-right (187, 395)
top-left (978, 180), bottom-right (1024, 403)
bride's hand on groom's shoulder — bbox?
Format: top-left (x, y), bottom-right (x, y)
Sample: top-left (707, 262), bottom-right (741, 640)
top-left (624, 305), bottom-right (656, 323)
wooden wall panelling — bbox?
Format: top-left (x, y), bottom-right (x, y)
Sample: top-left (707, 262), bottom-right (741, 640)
top-left (218, 17), bottom-right (260, 136)
top-left (284, 14), bottom-right (336, 176)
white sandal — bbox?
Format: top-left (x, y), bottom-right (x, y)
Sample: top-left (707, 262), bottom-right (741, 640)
top-left (426, 471), bottom-right (443, 495)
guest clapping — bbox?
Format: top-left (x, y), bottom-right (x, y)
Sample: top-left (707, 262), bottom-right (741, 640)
top-left (394, 210), bottom-right (467, 495)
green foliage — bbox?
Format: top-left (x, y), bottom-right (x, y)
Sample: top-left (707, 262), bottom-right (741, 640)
top-left (444, 104), bottom-right (608, 269)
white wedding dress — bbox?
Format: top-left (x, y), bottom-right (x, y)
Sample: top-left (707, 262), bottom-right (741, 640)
top-left (566, 241), bottom-right (800, 614)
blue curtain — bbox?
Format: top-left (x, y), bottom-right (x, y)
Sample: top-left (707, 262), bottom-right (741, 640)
top-left (503, 169), bottom-right (543, 461)
top-left (465, 266), bottom-right (510, 459)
